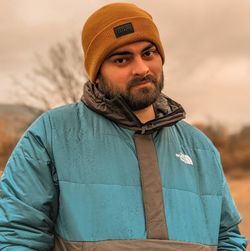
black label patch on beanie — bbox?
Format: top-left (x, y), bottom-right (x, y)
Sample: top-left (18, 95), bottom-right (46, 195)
top-left (114, 23), bottom-right (134, 38)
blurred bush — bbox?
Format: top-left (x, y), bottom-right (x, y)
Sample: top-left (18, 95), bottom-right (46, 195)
top-left (0, 121), bottom-right (19, 170)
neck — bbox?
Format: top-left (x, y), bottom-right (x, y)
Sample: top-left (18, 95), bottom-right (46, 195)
top-left (133, 105), bottom-right (156, 124)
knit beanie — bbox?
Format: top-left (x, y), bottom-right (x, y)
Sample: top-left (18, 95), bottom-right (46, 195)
top-left (82, 2), bottom-right (165, 82)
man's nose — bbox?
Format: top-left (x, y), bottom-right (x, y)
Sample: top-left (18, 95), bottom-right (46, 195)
top-left (132, 57), bottom-right (150, 76)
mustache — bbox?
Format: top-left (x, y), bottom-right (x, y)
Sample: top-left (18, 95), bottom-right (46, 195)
top-left (128, 75), bottom-right (157, 89)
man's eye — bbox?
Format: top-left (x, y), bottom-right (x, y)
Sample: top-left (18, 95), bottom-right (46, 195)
top-left (113, 58), bottom-right (128, 64)
top-left (143, 50), bottom-right (154, 57)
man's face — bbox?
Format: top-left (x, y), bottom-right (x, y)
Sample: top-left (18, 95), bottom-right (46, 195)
top-left (96, 41), bottom-right (164, 111)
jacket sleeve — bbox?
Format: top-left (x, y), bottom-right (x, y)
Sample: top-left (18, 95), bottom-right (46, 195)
top-left (218, 176), bottom-right (248, 250)
top-left (0, 113), bottom-right (58, 251)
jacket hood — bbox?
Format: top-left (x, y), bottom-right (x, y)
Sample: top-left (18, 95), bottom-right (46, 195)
top-left (81, 81), bottom-right (186, 134)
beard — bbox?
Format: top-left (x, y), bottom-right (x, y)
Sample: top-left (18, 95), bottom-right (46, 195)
top-left (97, 72), bottom-right (164, 111)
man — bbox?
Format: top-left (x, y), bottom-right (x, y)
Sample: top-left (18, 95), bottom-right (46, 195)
top-left (0, 3), bottom-right (247, 250)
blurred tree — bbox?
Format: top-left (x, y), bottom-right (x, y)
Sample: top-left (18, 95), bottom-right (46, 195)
top-left (1, 37), bottom-right (87, 171)
top-left (13, 36), bottom-right (86, 116)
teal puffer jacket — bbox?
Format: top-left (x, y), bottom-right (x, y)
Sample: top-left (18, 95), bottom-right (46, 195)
top-left (0, 100), bottom-right (247, 250)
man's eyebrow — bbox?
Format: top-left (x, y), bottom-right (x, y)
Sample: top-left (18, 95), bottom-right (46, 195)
top-left (107, 51), bottom-right (131, 58)
top-left (107, 43), bottom-right (156, 59)
top-left (107, 50), bottom-right (132, 59)
top-left (142, 43), bottom-right (155, 52)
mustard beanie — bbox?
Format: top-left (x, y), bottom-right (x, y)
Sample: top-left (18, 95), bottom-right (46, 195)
top-left (82, 2), bottom-right (165, 82)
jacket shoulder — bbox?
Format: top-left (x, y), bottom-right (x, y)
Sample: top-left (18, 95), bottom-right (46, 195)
top-left (174, 120), bottom-right (217, 151)
top-left (17, 102), bottom-right (85, 150)
top-left (45, 102), bottom-right (84, 127)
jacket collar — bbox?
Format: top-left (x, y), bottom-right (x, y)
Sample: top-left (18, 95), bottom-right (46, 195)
top-left (81, 81), bottom-right (186, 134)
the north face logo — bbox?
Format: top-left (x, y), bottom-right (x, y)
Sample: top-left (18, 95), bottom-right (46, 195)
top-left (176, 152), bottom-right (193, 165)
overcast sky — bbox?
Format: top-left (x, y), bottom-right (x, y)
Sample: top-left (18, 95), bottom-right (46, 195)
top-left (1, 0), bottom-right (250, 131)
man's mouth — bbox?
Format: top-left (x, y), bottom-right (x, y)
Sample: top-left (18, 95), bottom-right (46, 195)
top-left (128, 75), bottom-right (156, 89)
top-left (132, 80), bottom-right (151, 88)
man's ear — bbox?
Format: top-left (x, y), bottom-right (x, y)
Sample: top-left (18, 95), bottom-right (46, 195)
top-left (94, 71), bottom-right (101, 84)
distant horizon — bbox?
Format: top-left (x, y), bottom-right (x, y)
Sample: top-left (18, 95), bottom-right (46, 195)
top-left (0, 101), bottom-right (249, 134)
